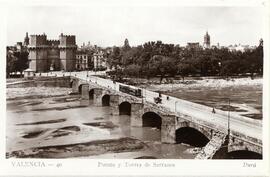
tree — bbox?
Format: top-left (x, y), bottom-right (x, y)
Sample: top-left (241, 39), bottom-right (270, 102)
top-left (108, 47), bottom-right (122, 68)
top-left (107, 39), bottom-right (263, 80)
top-left (149, 55), bottom-right (177, 83)
top-left (177, 63), bottom-right (192, 81)
top-left (13, 50), bottom-right (29, 76)
top-left (6, 47), bottom-right (29, 78)
top-left (6, 48), bottom-right (17, 78)
top-left (124, 64), bottom-right (140, 77)
top-left (121, 47), bottom-right (141, 67)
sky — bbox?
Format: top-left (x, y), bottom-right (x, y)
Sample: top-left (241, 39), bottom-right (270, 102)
top-left (6, 5), bottom-right (264, 47)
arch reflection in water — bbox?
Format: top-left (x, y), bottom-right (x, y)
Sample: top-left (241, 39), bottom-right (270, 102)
top-left (175, 127), bottom-right (210, 147)
top-left (78, 84), bottom-right (83, 94)
top-left (119, 101), bottom-right (131, 115)
top-left (142, 112), bottom-right (162, 130)
top-left (226, 150), bottom-right (262, 159)
top-left (89, 89), bottom-right (94, 100)
top-left (102, 94), bottom-right (110, 106)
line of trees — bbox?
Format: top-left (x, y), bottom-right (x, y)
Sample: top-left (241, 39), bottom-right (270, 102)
top-left (107, 40), bottom-right (263, 82)
top-left (6, 47), bottom-right (29, 78)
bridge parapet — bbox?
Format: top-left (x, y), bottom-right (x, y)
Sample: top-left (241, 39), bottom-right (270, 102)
top-left (228, 130), bottom-right (262, 155)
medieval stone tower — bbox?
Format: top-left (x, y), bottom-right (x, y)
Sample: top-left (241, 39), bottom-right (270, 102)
top-left (203, 31), bottom-right (210, 49)
top-left (28, 33), bottom-right (77, 72)
top-left (59, 33), bottom-right (77, 71)
top-left (28, 34), bottom-right (48, 72)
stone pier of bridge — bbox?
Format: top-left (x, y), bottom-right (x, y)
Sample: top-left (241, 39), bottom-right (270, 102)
top-left (81, 84), bottom-right (90, 100)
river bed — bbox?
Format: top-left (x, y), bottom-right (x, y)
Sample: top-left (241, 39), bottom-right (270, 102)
top-left (139, 77), bottom-right (262, 120)
top-left (7, 76), bottom-right (262, 159)
top-left (6, 86), bottom-right (195, 159)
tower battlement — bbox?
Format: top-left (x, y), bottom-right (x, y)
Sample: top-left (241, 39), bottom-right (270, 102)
top-left (59, 33), bottom-right (76, 46)
top-left (31, 34), bottom-right (47, 37)
top-left (28, 32), bottom-right (77, 72)
top-left (60, 34), bottom-right (76, 37)
top-left (29, 34), bottom-right (47, 46)
top-left (47, 40), bottom-right (60, 46)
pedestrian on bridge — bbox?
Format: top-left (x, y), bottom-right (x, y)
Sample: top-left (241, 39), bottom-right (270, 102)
top-left (212, 107), bottom-right (216, 114)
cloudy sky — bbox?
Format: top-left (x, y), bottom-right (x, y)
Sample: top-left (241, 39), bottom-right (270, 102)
top-left (6, 4), bottom-right (264, 47)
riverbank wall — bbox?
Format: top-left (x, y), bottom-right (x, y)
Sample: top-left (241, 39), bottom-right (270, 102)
top-left (6, 77), bottom-right (71, 88)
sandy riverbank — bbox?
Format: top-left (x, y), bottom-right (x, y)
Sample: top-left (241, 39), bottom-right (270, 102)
top-left (139, 77), bottom-right (262, 92)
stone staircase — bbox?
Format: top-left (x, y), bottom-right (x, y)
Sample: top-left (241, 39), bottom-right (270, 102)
top-left (195, 132), bottom-right (227, 159)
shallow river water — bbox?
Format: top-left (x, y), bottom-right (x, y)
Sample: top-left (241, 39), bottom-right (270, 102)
top-left (6, 89), bottom-right (196, 159)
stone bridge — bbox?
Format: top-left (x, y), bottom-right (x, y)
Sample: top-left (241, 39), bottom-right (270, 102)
top-left (70, 76), bottom-right (262, 159)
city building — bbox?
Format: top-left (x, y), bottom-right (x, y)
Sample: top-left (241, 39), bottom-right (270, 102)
top-left (28, 33), bottom-right (77, 72)
top-left (75, 51), bottom-right (93, 70)
top-left (80, 41), bottom-right (96, 51)
top-left (228, 44), bottom-right (256, 52)
top-left (186, 42), bottom-right (200, 50)
top-left (92, 50), bottom-right (108, 70)
top-left (203, 31), bottom-right (211, 49)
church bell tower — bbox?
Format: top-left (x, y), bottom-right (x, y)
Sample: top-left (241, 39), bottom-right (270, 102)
top-left (203, 31), bottom-right (210, 49)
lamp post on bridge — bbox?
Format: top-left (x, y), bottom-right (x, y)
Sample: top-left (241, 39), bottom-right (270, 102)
top-left (227, 98), bottom-right (231, 136)
top-left (86, 69), bottom-right (89, 81)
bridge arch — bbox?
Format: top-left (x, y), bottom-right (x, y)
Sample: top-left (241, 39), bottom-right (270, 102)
top-left (119, 101), bottom-right (131, 115)
top-left (78, 84), bottom-right (83, 94)
top-left (142, 112), bottom-right (162, 129)
top-left (226, 150), bottom-right (262, 159)
top-left (175, 127), bottom-right (210, 147)
top-left (89, 89), bottom-right (94, 100)
top-left (102, 94), bottom-right (110, 106)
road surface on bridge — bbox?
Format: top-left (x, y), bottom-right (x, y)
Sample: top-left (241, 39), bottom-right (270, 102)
top-left (42, 71), bottom-right (262, 141)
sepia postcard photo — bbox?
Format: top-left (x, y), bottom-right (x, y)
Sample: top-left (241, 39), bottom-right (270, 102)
top-left (0, 0), bottom-right (269, 176)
